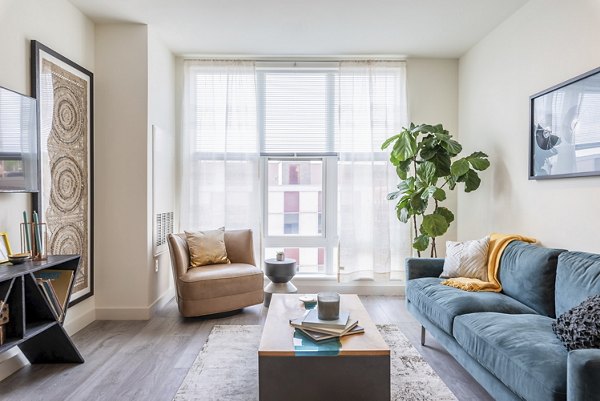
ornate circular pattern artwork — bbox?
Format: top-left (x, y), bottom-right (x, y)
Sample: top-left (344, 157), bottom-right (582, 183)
top-left (39, 51), bottom-right (92, 303)
top-left (49, 156), bottom-right (84, 214)
top-left (52, 83), bottom-right (85, 145)
top-left (49, 223), bottom-right (84, 256)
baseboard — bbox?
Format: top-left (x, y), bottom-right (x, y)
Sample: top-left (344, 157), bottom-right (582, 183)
top-left (95, 306), bottom-right (152, 320)
top-left (63, 305), bottom-right (96, 336)
top-left (96, 286), bottom-right (176, 320)
top-left (150, 286), bottom-right (175, 315)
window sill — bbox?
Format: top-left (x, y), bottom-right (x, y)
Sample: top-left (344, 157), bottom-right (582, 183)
top-left (262, 274), bottom-right (405, 295)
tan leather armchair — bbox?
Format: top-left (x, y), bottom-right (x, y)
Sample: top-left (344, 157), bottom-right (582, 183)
top-left (167, 229), bottom-right (264, 317)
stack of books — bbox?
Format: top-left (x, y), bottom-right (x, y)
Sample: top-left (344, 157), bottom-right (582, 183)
top-left (34, 269), bottom-right (74, 322)
top-left (290, 309), bottom-right (364, 342)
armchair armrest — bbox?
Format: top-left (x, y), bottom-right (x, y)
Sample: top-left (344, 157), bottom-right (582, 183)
top-left (568, 349), bottom-right (600, 401)
top-left (405, 258), bottom-right (444, 281)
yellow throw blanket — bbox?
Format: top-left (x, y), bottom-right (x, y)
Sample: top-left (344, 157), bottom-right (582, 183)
top-left (441, 233), bottom-right (536, 292)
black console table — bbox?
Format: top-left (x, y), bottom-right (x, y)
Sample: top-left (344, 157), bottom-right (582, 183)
top-left (0, 255), bottom-right (84, 363)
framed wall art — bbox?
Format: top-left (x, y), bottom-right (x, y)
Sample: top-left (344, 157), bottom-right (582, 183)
top-left (31, 41), bottom-right (94, 306)
top-left (530, 66), bottom-right (600, 179)
top-left (0, 233), bottom-right (11, 263)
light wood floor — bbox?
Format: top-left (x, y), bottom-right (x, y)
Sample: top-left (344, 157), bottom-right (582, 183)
top-left (0, 296), bottom-right (493, 401)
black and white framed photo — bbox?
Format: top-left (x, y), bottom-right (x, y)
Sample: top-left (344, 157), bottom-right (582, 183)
top-left (530, 66), bottom-right (600, 179)
top-left (31, 40), bottom-right (94, 306)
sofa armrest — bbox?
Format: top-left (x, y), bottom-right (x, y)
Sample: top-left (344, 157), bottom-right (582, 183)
top-left (405, 258), bottom-right (444, 281)
top-left (568, 349), bottom-right (600, 401)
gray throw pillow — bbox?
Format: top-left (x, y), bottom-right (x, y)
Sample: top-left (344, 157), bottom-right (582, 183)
top-left (553, 295), bottom-right (600, 351)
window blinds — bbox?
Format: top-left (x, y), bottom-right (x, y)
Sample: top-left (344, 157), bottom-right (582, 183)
top-left (260, 70), bottom-right (333, 153)
top-left (188, 61), bottom-right (406, 155)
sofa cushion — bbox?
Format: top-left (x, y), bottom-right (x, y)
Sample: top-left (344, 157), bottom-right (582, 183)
top-left (499, 241), bottom-right (565, 317)
top-left (454, 313), bottom-right (568, 401)
top-left (556, 251), bottom-right (600, 317)
top-left (406, 277), bottom-right (536, 335)
top-left (178, 263), bottom-right (263, 300)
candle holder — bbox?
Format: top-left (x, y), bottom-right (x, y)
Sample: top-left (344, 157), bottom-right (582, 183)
top-left (20, 222), bottom-right (47, 261)
top-left (317, 292), bottom-right (340, 320)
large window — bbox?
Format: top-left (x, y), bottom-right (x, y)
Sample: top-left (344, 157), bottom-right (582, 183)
top-left (182, 60), bottom-right (409, 280)
top-left (258, 65), bottom-right (339, 275)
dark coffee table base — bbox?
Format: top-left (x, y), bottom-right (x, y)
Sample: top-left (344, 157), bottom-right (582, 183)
top-left (259, 355), bottom-right (390, 401)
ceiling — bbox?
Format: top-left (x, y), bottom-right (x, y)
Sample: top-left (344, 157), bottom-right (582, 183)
top-left (69, 0), bottom-right (528, 58)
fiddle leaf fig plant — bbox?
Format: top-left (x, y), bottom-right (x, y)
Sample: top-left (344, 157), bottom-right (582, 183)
top-left (382, 123), bottom-right (490, 257)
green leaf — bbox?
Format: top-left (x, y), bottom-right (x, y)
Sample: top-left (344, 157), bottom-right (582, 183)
top-left (421, 213), bottom-right (449, 237)
top-left (469, 151), bottom-right (488, 158)
top-left (417, 161), bottom-right (436, 185)
top-left (421, 185), bottom-right (438, 200)
top-left (451, 158), bottom-right (470, 176)
top-left (467, 154), bottom-right (491, 171)
top-left (433, 188), bottom-right (446, 201)
top-left (391, 131), bottom-right (417, 162)
top-left (464, 170), bottom-right (481, 192)
top-left (429, 149), bottom-right (451, 177)
top-left (411, 124), bottom-right (429, 135)
top-left (420, 149), bottom-right (435, 161)
top-left (396, 206), bottom-right (410, 223)
top-left (448, 175), bottom-right (457, 190)
top-left (387, 191), bottom-right (400, 200)
top-left (434, 132), bottom-right (451, 142)
top-left (432, 124), bottom-right (444, 133)
top-left (397, 177), bottom-right (415, 193)
top-left (442, 139), bottom-right (462, 155)
top-left (434, 206), bottom-right (455, 224)
top-left (410, 193), bottom-right (427, 214)
top-left (381, 134), bottom-right (401, 150)
top-left (413, 234), bottom-right (430, 252)
top-left (395, 159), bottom-right (412, 180)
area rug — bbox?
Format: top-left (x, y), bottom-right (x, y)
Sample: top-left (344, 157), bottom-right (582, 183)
top-left (174, 324), bottom-right (456, 401)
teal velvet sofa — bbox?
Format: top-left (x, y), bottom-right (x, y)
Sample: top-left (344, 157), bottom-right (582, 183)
top-left (406, 241), bottom-right (600, 401)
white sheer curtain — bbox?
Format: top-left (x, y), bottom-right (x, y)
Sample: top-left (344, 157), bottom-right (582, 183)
top-left (337, 61), bottom-right (411, 281)
top-left (180, 61), bottom-right (260, 246)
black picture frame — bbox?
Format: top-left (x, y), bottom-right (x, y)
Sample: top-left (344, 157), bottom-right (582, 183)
top-left (30, 40), bottom-right (94, 307)
top-left (529, 66), bottom-right (600, 180)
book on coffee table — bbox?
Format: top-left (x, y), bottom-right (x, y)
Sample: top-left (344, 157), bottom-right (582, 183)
top-left (302, 309), bottom-right (350, 330)
top-left (289, 316), bottom-right (359, 336)
top-left (297, 325), bottom-right (365, 342)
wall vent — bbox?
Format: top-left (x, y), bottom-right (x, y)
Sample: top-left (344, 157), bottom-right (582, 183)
top-left (155, 211), bottom-right (174, 248)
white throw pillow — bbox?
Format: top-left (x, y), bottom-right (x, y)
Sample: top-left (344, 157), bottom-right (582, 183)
top-left (440, 236), bottom-right (490, 281)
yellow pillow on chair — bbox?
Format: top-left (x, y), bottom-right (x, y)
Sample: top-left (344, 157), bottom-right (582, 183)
top-left (185, 228), bottom-right (230, 268)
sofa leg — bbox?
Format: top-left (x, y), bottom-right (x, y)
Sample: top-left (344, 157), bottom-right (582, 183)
top-left (421, 325), bottom-right (426, 346)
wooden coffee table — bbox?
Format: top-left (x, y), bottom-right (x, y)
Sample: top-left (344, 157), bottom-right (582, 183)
top-left (258, 294), bottom-right (390, 401)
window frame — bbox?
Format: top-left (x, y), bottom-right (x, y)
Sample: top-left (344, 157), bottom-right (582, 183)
top-left (261, 155), bottom-right (338, 275)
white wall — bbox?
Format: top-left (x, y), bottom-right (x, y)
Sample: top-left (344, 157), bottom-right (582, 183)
top-left (94, 24), bottom-right (177, 318)
top-left (458, 0), bottom-right (600, 252)
top-left (0, 0), bottom-right (96, 380)
top-left (406, 58), bottom-right (459, 256)
top-left (94, 24), bottom-right (151, 318)
top-left (148, 29), bottom-right (176, 307)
